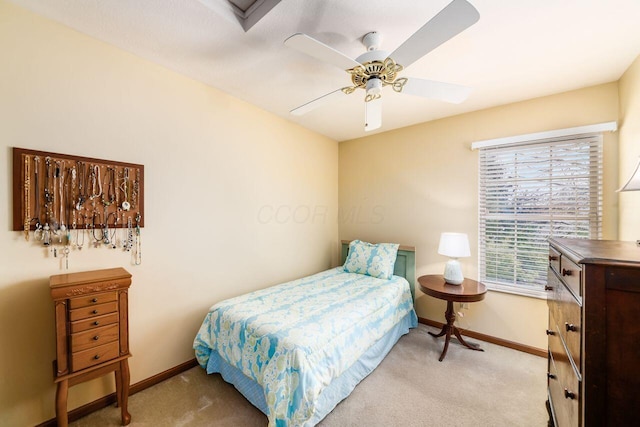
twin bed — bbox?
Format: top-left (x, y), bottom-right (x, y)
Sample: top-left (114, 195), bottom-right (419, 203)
top-left (193, 240), bottom-right (417, 426)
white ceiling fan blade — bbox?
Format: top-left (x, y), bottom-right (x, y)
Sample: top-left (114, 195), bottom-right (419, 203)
top-left (365, 98), bottom-right (382, 131)
top-left (290, 88), bottom-right (347, 116)
top-left (284, 33), bottom-right (361, 70)
top-left (402, 77), bottom-right (472, 104)
top-left (390, 0), bottom-right (480, 69)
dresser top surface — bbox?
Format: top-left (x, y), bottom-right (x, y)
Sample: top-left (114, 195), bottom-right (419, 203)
top-left (549, 238), bottom-right (640, 266)
top-left (50, 267), bottom-right (131, 288)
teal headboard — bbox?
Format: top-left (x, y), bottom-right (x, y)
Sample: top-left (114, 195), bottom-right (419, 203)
top-left (340, 240), bottom-right (416, 301)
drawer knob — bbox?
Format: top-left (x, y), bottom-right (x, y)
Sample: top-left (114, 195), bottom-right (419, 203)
top-left (565, 322), bottom-right (578, 332)
top-left (546, 329), bottom-right (555, 336)
top-left (549, 255), bottom-right (558, 261)
top-left (94, 355), bottom-right (100, 360)
top-left (544, 285), bottom-right (554, 291)
top-left (562, 268), bottom-right (573, 277)
top-left (92, 298), bottom-right (98, 303)
top-left (92, 310), bottom-right (98, 315)
top-left (93, 335), bottom-right (100, 341)
top-left (564, 389), bottom-right (576, 400)
top-left (547, 373), bottom-right (557, 380)
top-left (93, 321), bottom-right (100, 326)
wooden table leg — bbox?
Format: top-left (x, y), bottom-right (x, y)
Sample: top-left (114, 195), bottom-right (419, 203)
top-left (428, 301), bottom-right (456, 361)
top-left (452, 325), bottom-right (484, 352)
top-left (55, 379), bottom-right (69, 427)
top-left (117, 359), bottom-right (131, 425)
top-left (428, 301), bottom-right (483, 361)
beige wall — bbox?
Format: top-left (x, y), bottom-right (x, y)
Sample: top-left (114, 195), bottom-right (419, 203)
top-left (0, 2), bottom-right (338, 425)
top-left (339, 83), bottom-right (620, 350)
top-left (618, 55), bottom-right (640, 240)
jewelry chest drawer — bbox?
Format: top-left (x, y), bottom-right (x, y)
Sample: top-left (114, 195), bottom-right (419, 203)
top-left (72, 341), bottom-right (120, 371)
top-left (69, 301), bottom-right (118, 321)
top-left (70, 323), bottom-right (119, 352)
top-left (68, 291), bottom-right (118, 309)
top-left (71, 312), bottom-right (119, 333)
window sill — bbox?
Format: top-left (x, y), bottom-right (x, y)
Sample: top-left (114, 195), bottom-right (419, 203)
top-left (483, 281), bottom-right (548, 300)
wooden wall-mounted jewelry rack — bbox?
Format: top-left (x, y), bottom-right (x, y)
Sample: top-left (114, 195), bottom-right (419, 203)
top-left (12, 147), bottom-right (144, 251)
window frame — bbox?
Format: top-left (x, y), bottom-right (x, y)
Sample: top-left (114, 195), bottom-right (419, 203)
top-left (472, 123), bottom-right (613, 298)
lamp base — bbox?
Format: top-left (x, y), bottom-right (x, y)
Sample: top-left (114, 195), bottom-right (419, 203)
top-left (443, 259), bottom-right (464, 285)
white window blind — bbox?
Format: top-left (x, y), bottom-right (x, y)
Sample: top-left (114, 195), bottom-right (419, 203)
top-left (477, 133), bottom-right (603, 297)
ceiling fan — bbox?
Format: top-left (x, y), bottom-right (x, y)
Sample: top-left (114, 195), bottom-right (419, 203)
top-left (284, 0), bottom-right (480, 131)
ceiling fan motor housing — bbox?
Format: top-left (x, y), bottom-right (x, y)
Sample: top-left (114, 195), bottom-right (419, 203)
top-left (349, 53), bottom-right (404, 94)
top-left (362, 31), bottom-right (382, 51)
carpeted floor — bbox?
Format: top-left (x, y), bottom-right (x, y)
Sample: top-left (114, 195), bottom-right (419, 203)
top-left (71, 324), bottom-right (548, 426)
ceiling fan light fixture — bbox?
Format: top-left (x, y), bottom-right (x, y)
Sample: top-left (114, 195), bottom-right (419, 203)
top-left (365, 78), bottom-right (382, 102)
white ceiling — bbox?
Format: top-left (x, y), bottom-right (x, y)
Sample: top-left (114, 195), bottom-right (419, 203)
top-left (9, 0), bottom-right (640, 142)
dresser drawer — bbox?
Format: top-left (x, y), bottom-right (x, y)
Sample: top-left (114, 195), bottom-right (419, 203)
top-left (559, 256), bottom-right (582, 299)
top-left (557, 280), bottom-right (582, 371)
top-left (71, 341), bottom-right (119, 371)
top-left (549, 246), bottom-right (561, 275)
top-left (70, 323), bottom-right (119, 352)
top-left (69, 291), bottom-right (117, 309)
top-left (548, 350), bottom-right (580, 427)
top-left (69, 301), bottom-right (118, 321)
top-left (70, 312), bottom-right (119, 333)
top-left (546, 270), bottom-right (562, 320)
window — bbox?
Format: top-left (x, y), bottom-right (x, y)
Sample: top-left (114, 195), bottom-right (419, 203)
top-left (474, 129), bottom-right (605, 297)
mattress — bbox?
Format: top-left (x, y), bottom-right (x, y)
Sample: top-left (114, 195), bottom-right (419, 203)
top-left (193, 267), bottom-right (416, 426)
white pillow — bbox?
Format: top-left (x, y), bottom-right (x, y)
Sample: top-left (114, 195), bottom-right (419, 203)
top-left (343, 240), bottom-right (399, 280)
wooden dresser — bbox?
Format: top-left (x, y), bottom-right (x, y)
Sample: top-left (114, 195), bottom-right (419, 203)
top-left (50, 267), bottom-right (132, 427)
top-left (546, 238), bottom-right (640, 427)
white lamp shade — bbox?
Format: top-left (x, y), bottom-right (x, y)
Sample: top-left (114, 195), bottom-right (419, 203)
top-left (438, 233), bottom-right (471, 258)
top-left (618, 157), bottom-right (640, 192)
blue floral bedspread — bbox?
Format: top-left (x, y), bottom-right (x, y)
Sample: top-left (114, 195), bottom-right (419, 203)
top-left (193, 267), bottom-right (415, 427)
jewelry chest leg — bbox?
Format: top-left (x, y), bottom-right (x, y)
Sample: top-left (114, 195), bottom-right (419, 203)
top-left (118, 359), bottom-right (131, 425)
top-left (55, 379), bottom-right (69, 427)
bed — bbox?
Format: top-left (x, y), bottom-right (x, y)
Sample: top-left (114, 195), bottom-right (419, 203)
top-left (193, 240), bottom-right (417, 426)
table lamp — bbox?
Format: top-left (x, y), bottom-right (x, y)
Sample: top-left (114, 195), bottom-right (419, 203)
top-left (618, 157), bottom-right (640, 192)
top-left (618, 157), bottom-right (640, 245)
top-left (438, 232), bottom-right (471, 285)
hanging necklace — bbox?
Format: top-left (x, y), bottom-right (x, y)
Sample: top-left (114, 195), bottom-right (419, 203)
top-left (53, 161), bottom-right (61, 230)
top-left (76, 161), bottom-right (85, 210)
top-left (102, 207), bottom-right (110, 246)
top-left (76, 215), bottom-right (85, 250)
top-left (91, 211), bottom-right (104, 246)
top-left (119, 210), bottom-right (126, 248)
top-left (105, 166), bottom-right (116, 206)
top-left (134, 212), bottom-right (142, 265)
top-left (121, 168), bottom-right (131, 211)
top-left (132, 169), bottom-right (140, 209)
top-left (105, 212), bottom-right (118, 248)
top-left (23, 155), bottom-right (31, 241)
top-left (42, 157), bottom-right (53, 246)
top-left (32, 156), bottom-right (44, 241)
top-left (59, 165), bottom-right (66, 233)
top-left (124, 216), bottom-right (133, 251)
top-left (44, 157), bottom-right (52, 226)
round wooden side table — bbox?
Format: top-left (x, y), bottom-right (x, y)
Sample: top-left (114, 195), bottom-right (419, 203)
top-left (418, 274), bottom-right (487, 362)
